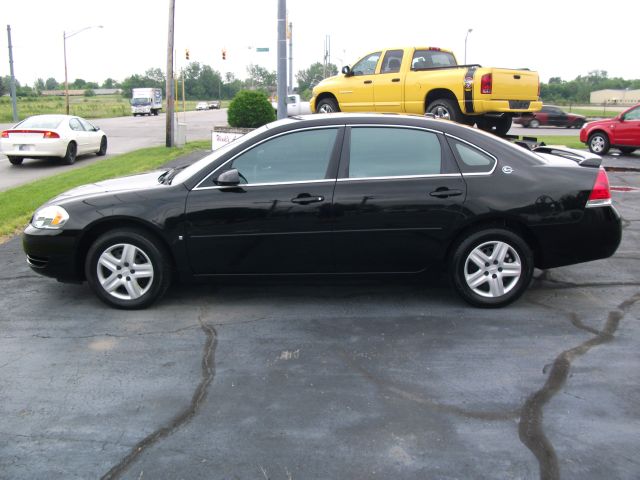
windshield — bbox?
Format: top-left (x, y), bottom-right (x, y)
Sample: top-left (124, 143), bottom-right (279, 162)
top-left (171, 119), bottom-right (298, 185)
top-left (131, 98), bottom-right (151, 106)
top-left (17, 116), bottom-right (64, 129)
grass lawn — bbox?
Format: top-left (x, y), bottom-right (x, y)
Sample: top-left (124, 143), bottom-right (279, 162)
top-left (0, 96), bottom-right (229, 123)
top-left (532, 136), bottom-right (584, 149)
top-left (565, 107), bottom-right (618, 118)
top-left (0, 140), bottom-right (210, 239)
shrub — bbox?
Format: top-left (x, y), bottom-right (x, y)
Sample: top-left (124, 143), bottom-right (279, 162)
top-left (227, 90), bottom-right (275, 128)
top-left (84, 89), bottom-right (96, 97)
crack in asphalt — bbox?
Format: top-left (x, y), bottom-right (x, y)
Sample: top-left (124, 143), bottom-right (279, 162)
top-left (518, 291), bottom-right (640, 480)
top-left (531, 271), bottom-right (640, 291)
top-left (340, 349), bottom-right (519, 421)
top-left (0, 325), bottom-right (200, 340)
top-left (100, 306), bottom-right (217, 480)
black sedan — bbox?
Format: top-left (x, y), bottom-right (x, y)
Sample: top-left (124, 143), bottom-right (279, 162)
top-left (23, 114), bottom-right (622, 309)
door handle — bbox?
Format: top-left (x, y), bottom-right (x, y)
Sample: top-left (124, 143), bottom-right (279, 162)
top-left (291, 194), bottom-right (324, 205)
top-left (391, 78), bottom-right (400, 82)
top-left (429, 188), bottom-right (463, 198)
top-left (364, 80), bottom-right (372, 84)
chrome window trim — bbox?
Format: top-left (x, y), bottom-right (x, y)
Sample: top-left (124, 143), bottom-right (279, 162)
top-left (194, 125), bottom-right (343, 191)
top-left (194, 179), bottom-right (336, 191)
top-left (337, 173), bottom-right (461, 183)
top-left (444, 133), bottom-right (498, 176)
top-left (348, 124), bottom-right (442, 135)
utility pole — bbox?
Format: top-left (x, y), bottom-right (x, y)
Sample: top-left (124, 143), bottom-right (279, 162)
top-left (276, 0), bottom-right (287, 119)
top-left (323, 35), bottom-right (330, 79)
top-left (6, 25), bottom-right (18, 122)
top-left (287, 21), bottom-right (293, 94)
top-left (165, 0), bottom-right (176, 147)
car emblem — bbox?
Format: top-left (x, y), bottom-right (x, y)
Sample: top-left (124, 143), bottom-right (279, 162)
top-left (502, 166), bottom-right (513, 174)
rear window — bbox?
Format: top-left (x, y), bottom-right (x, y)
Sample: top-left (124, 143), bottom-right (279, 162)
top-left (17, 116), bottom-right (64, 129)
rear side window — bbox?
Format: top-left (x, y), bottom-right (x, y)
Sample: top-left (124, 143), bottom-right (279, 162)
top-left (448, 138), bottom-right (496, 174)
top-left (348, 127), bottom-right (442, 178)
top-left (230, 128), bottom-right (338, 184)
top-left (412, 50), bottom-right (457, 69)
top-left (69, 118), bottom-right (84, 131)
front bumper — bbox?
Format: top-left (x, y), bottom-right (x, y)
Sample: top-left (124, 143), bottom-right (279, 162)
top-left (23, 226), bottom-right (83, 282)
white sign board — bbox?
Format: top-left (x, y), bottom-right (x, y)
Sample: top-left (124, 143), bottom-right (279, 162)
top-left (211, 130), bottom-right (244, 151)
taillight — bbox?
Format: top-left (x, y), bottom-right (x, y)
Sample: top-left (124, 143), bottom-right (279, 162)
top-left (0, 129), bottom-right (59, 139)
top-left (0, 131), bottom-right (8, 138)
top-left (586, 167), bottom-right (612, 207)
top-left (481, 73), bottom-right (492, 94)
top-left (43, 131), bottom-right (60, 139)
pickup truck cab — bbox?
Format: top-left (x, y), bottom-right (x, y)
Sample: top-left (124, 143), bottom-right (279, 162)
top-left (311, 47), bottom-right (542, 135)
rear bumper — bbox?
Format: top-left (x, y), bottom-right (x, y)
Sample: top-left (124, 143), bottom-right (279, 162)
top-left (467, 99), bottom-right (543, 114)
top-left (531, 205), bottom-right (622, 269)
top-left (0, 139), bottom-right (67, 157)
top-left (22, 226), bottom-right (83, 282)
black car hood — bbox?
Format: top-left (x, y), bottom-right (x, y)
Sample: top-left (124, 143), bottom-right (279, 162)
top-left (49, 170), bottom-right (166, 204)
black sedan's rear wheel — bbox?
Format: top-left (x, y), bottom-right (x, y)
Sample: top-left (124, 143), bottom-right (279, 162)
top-left (8, 156), bottom-right (23, 165)
top-left (85, 229), bottom-right (172, 309)
top-left (450, 228), bottom-right (534, 308)
top-left (588, 132), bottom-right (610, 155)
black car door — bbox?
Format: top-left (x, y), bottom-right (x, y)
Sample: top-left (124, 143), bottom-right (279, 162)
top-left (184, 127), bottom-right (343, 275)
top-left (331, 125), bottom-right (467, 273)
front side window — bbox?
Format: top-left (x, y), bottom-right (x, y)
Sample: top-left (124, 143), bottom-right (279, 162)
top-left (623, 106), bottom-right (640, 121)
top-left (352, 52), bottom-right (381, 76)
top-left (348, 127), bottom-right (442, 178)
top-left (448, 138), bottom-right (496, 174)
top-left (229, 128), bottom-right (338, 184)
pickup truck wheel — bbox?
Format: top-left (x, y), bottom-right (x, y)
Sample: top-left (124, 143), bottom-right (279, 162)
top-left (8, 156), bottom-right (23, 165)
top-left (316, 98), bottom-right (340, 113)
top-left (426, 99), bottom-right (462, 122)
top-left (588, 132), bottom-right (610, 155)
top-left (477, 116), bottom-right (512, 136)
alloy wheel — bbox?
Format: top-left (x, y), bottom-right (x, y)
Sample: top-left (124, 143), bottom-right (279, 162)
top-left (463, 240), bottom-right (522, 298)
top-left (96, 243), bottom-right (154, 301)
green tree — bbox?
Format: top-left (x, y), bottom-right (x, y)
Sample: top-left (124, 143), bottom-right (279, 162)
top-left (296, 62), bottom-right (338, 93)
top-left (35, 78), bottom-right (45, 92)
top-left (102, 78), bottom-right (117, 88)
top-left (45, 77), bottom-right (59, 90)
top-left (246, 64), bottom-right (276, 91)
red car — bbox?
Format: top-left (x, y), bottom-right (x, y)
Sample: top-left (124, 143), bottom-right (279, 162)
top-left (514, 105), bottom-right (586, 129)
top-left (580, 104), bottom-right (640, 155)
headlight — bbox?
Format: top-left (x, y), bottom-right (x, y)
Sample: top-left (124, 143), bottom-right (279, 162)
top-left (31, 205), bottom-right (69, 229)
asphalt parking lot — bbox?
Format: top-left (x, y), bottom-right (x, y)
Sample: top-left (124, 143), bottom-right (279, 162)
top-left (1, 154), bottom-right (639, 479)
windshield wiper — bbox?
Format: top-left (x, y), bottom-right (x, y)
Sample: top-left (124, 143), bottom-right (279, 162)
top-left (158, 165), bottom-right (187, 185)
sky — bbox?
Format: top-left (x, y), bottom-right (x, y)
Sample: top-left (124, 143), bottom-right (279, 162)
top-left (2, 0), bottom-right (638, 88)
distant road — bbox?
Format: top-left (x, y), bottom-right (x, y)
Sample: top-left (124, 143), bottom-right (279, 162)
top-left (0, 109), bottom-right (227, 191)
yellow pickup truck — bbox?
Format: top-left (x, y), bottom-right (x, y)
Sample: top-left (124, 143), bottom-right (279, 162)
top-left (310, 47), bottom-right (542, 135)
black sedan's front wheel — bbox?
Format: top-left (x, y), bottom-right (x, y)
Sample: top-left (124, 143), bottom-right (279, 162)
top-left (450, 228), bottom-right (534, 308)
top-left (85, 229), bottom-right (172, 309)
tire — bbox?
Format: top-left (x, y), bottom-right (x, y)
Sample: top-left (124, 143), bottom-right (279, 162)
top-left (85, 229), bottom-right (172, 309)
top-left (62, 142), bottom-right (77, 165)
top-left (588, 132), bottom-right (610, 155)
top-left (8, 156), bottom-right (23, 165)
top-left (570, 120), bottom-right (584, 129)
top-left (153, 110), bottom-right (159, 116)
top-left (426, 98), bottom-right (463, 123)
top-left (97, 136), bottom-right (107, 156)
top-left (619, 147), bottom-right (636, 155)
top-left (450, 228), bottom-right (534, 308)
top-left (476, 115), bottom-right (513, 136)
top-left (529, 119), bottom-right (540, 128)
top-left (316, 97), bottom-right (340, 113)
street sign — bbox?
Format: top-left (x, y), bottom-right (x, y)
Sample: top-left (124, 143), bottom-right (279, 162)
top-left (256, 47), bottom-right (269, 52)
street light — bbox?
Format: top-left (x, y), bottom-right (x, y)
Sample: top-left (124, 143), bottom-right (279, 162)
top-left (63, 25), bottom-right (103, 115)
top-left (464, 28), bottom-right (473, 65)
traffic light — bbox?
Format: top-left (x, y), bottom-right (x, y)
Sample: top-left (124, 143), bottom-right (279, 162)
top-left (222, 48), bottom-right (227, 60)
top-left (185, 49), bottom-right (190, 60)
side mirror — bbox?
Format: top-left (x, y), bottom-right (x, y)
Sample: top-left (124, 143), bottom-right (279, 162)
top-left (94, 126), bottom-right (100, 131)
top-left (618, 114), bottom-right (625, 122)
top-left (342, 65), bottom-right (352, 77)
top-left (216, 168), bottom-right (241, 186)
